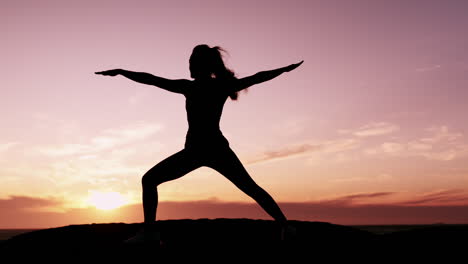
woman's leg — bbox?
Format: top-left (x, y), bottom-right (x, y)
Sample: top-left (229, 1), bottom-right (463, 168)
top-left (206, 147), bottom-right (287, 224)
top-left (141, 148), bottom-right (202, 227)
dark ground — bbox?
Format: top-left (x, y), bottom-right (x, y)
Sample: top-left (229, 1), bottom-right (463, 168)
top-left (1, 219), bottom-right (466, 261)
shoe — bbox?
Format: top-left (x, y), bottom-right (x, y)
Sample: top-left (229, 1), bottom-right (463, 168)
top-left (123, 227), bottom-right (161, 245)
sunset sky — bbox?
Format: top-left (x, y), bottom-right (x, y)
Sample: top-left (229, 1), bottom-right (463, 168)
top-left (2, 0), bottom-right (468, 228)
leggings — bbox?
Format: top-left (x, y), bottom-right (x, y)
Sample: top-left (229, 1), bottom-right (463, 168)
top-left (141, 143), bottom-right (287, 224)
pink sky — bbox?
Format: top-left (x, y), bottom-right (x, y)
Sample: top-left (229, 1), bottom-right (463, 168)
top-left (1, 0), bottom-right (468, 228)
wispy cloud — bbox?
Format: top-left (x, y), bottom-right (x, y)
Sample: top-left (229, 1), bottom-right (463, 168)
top-left (311, 190), bottom-right (468, 207)
top-left (340, 122), bottom-right (399, 137)
top-left (364, 126), bottom-right (468, 161)
top-left (319, 192), bottom-right (397, 205)
top-left (38, 122), bottom-right (163, 157)
top-left (416, 64), bottom-right (441, 72)
top-left (400, 189), bottom-right (468, 205)
top-left (246, 143), bottom-right (321, 165)
top-left (246, 138), bottom-right (359, 165)
top-left (381, 142), bottom-right (404, 154)
top-left (322, 139), bottom-right (359, 153)
top-left (0, 195), bottom-right (64, 212)
top-left (421, 126), bottom-right (462, 144)
top-left (0, 142), bottom-right (19, 153)
top-left (331, 173), bottom-right (393, 183)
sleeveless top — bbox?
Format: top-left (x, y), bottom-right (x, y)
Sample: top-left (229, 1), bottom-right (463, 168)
top-left (183, 79), bottom-right (233, 150)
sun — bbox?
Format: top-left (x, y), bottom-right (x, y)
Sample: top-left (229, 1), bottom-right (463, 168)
top-left (87, 191), bottom-right (128, 210)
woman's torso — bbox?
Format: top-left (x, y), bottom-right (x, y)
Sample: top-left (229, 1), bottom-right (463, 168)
top-left (183, 79), bottom-right (231, 149)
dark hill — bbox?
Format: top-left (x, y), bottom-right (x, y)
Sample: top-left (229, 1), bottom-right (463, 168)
top-left (1, 219), bottom-right (466, 261)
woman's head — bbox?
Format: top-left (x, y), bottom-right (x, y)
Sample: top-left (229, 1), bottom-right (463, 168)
top-left (189, 44), bottom-right (240, 100)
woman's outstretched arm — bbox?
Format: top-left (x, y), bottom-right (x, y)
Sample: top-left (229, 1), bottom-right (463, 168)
top-left (234, 60), bottom-right (303, 92)
top-left (95, 69), bottom-right (190, 94)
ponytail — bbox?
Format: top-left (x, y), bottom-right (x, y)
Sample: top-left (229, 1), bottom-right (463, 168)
top-left (190, 44), bottom-right (245, 100)
top-left (210, 46), bottom-right (241, 101)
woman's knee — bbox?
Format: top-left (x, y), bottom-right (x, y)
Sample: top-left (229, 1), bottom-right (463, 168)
top-left (141, 169), bottom-right (162, 188)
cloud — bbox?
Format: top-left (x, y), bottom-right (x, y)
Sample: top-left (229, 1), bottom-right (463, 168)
top-left (322, 139), bottom-right (359, 153)
top-left (340, 122), bottom-right (399, 137)
top-left (247, 122), bottom-right (405, 164)
top-left (331, 173), bottom-right (393, 184)
top-left (246, 143), bottom-right (321, 165)
top-left (8, 123), bottom-right (165, 196)
top-left (400, 189), bottom-right (468, 205)
top-left (421, 126), bottom-right (462, 144)
top-left (39, 143), bottom-right (90, 156)
top-left (381, 142), bottom-right (404, 154)
top-left (0, 196), bottom-right (64, 212)
top-left (340, 192), bottom-right (395, 200)
top-left (318, 192), bottom-right (397, 205)
top-left (421, 150), bottom-right (459, 161)
top-left (364, 126), bottom-right (468, 161)
top-left (416, 64), bottom-right (441, 72)
top-left (0, 142), bottom-right (19, 153)
top-left (246, 138), bottom-right (359, 165)
top-left (407, 142), bottom-right (432, 151)
top-left (38, 122), bottom-right (163, 157)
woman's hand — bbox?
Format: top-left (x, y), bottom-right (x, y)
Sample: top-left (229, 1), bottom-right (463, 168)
top-left (95, 69), bottom-right (122, 76)
top-left (284, 60), bottom-right (304, 72)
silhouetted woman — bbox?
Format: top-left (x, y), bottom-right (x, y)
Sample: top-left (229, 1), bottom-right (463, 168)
top-left (96, 44), bottom-right (303, 244)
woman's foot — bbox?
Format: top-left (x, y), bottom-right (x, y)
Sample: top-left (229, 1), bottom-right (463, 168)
top-left (123, 226), bottom-right (161, 245)
top-left (281, 224), bottom-right (297, 241)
